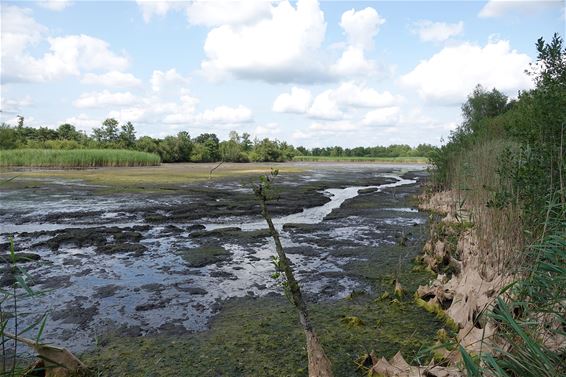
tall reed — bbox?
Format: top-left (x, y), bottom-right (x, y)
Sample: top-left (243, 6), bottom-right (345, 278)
top-left (0, 149), bottom-right (160, 168)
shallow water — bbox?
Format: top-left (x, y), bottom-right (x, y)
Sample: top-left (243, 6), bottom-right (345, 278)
top-left (0, 165), bottom-right (427, 352)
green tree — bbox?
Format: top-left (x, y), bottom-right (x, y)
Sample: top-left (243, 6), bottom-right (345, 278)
top-left (119, 122), bottom-right (136, 148)
top-left (461, 85), bottom-right (509, 134)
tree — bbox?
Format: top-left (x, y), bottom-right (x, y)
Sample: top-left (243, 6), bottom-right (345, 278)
top-left (241, 132), bottom-right (252, 152)
top-left (253, 170), bottom-right (333, 377)
top-left (57, 124), bottom-right (81, 141)
top-left (195, 133), bottom-right (220, 161)
top-left (119, 122), bottom-right (136, 148)
top-left (461, 85), bottom-right (509, 134)
top-left (0, 124), bottom-right (18, 149)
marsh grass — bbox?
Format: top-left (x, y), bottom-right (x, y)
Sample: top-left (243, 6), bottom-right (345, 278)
top-left (0, 149), bottom-right (160, 168)
top-left (293, 156), bottom-right (428, 163)
top-left (445, 139), bottom-right (525, 278)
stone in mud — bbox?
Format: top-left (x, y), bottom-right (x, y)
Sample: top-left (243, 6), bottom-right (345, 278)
top-left (187, 224), bottom-right (206, 232)
top-left (282, 223), bottom-right (319, 232)
top-left (186, 287), bottom-right (207, 295)
top-left (113, 230), bottom-right (143, 242)
top-left (43, 228), bottom-right (107, 250)
top-left (285, 246), bottom-right (319, 257)
top-left (178, 246), bottom-right (232, 267)
top-left (97, 243), bottom-right (147, 256)
top-left (189, 227), bottom-right (242, 238)
top-left (36, 275), bottom-right (72, 289)
top-left (358, 187), bottom-right (378, 194)
top-left (0, 252), bottom-right (40, 264)
top-left (0, 268), bottom-right (16, 287)
top-left (51, 302), bottom-right (99, 326)
top-left (94, 284), bottom-right (120, 299)
top-left (135, 298), bottom-right (172, 311)
top-left (141, 283), bottom-right (165, 292)
top-left (209, 270), bottom-right (238, 280)
top-left (74, 268), bottom-right (93, 277)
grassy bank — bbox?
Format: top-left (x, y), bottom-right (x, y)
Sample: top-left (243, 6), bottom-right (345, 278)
top-left (427, 35), bottom-right (565, 376)
top-left (293, 155), bottom-right (428, 163)
top-left (0, 149), bottom-right (161, 168)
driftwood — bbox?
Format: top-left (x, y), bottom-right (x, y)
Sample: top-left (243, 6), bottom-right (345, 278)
top-left (209, 161), bottom-right (225, 179)
top-left (4, 332), bottom-right (86, 377)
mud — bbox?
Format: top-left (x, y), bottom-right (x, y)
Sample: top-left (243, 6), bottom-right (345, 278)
top-left (0, 163), bottom-right (429, 353)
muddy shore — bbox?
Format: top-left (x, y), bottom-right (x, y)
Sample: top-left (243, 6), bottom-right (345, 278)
top-left (1, 163), bottom-right (444, 375)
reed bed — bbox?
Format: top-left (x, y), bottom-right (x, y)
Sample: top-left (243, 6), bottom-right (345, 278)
top-left (293, 155), bottom-right (428, 163)
top-left (0, 149), bottom-right (161, 168)
top-left (446, 139), bottom-right (525, 277)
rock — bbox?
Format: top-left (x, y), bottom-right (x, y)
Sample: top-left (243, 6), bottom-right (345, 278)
top-left (358, 187), bottom-right (378, 194)
top-left (177, 246), bottom-right (232, 267)
top-left (97, 243), bottom-right (147, 256)
top-left (189, 227), bottom-right (241, 238)
top-left (187, 224), bottom-right (206, 232)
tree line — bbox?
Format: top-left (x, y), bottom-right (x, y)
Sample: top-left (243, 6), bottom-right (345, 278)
top-left (0, 117), bottom-right (435, 163)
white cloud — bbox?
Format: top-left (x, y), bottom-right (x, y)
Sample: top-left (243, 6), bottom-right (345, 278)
top-left (1, 6), bottom-right (47, 57)
top-left (479, 0), bottom-right (563, 18)
top-left (411, 20), bottom-right (464, 42)
top-left (340, 7), bottom-right (385, 50)
top-left (186, 1), bottom-right (271, 27)
top-left (309, 122), bottom-right (359, 132)
top-left (2, 7), bottom-right (129, 84)
top-left (108, 91), bottom-right (251, 128)
top-left (272, 87), bottom-right (312, 113)
top-left (0, 95), bottom-right (33, 114)
top-left (73, 90), bottom-right (137, 108)
top-left (135, 0), bottom-right (185, 22)
top-left (37, 0), bottom-right (72, 11)
top-left (81, 71), bottom-right (142, 87)
top-left (195, 105), bottom-right (253, 124)
top-left (150, 69), bottom-right (190, 92)
top-left (362, 106), bottom-right (401, 126)
top-left (63, 114), bottom-right (101, 132)
top-left (330, 7), bottom-right (384, 77)
top-left (307, 82), bottom-right (402, 120)
top-left (400, 40), bottom-right (532, 104)
top-left (201, 0), bottom-right (328, 83)
top-left (329, 82), bottom-right (401, 108)
top-left (308, 91), bottom-right (345, 120)
top-left (254, 122), bottom-right (281, 137)
top-left (330, 46), bottom-right (376, 77)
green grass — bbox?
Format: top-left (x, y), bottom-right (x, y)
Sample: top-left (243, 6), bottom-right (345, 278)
top-left (292, 155), bottom-right (428, 163)
top-left (0, 149), bottom-right (161, 168)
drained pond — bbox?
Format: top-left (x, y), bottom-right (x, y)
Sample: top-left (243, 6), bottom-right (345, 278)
top-left (0, 163), bottom-right (447, 376)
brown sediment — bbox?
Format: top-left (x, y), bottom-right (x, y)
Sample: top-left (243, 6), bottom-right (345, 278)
top-left (368, 190), bottom-right (516, 376)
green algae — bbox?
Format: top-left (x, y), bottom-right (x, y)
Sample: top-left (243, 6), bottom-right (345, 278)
top-left (83, 293), bottom-right (445, 377)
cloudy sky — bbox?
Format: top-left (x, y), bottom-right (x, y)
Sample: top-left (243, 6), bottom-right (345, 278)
top-left (1, 0), bottom-right (564, 147)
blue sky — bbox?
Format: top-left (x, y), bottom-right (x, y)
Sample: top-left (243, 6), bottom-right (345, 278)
top-left (1, 0), bottom-right (564, 147)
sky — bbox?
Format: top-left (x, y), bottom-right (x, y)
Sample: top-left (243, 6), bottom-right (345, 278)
top-left (0, 0), bottom-right (564, 148)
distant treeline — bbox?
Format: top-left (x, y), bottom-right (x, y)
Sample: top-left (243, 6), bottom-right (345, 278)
top-left (0, 118), bottom-right (435, 163)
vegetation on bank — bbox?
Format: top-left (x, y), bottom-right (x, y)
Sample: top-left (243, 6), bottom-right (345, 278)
top-left (0, 149), bottom-right (161, 168)
top-left (1, 118), bottom-right (434, 165)
top-left (293, 156), bottom-right (428, 163)
top-left (429, 34), bottom-right (565, 376)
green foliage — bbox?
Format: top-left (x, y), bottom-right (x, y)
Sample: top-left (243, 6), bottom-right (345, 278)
top-left (1, 119), bottom-right (434, 165)
top-left (428, 33), bottom-right (565, 377)
top-left (0, 149), bottom-right (160, 167)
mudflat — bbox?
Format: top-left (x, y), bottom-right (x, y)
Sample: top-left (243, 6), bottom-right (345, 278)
top-left (0, 162), bottom-right (444, 376)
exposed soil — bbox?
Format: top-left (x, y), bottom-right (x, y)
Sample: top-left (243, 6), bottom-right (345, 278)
top-left (0, 163), bottom-right (440, 375)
